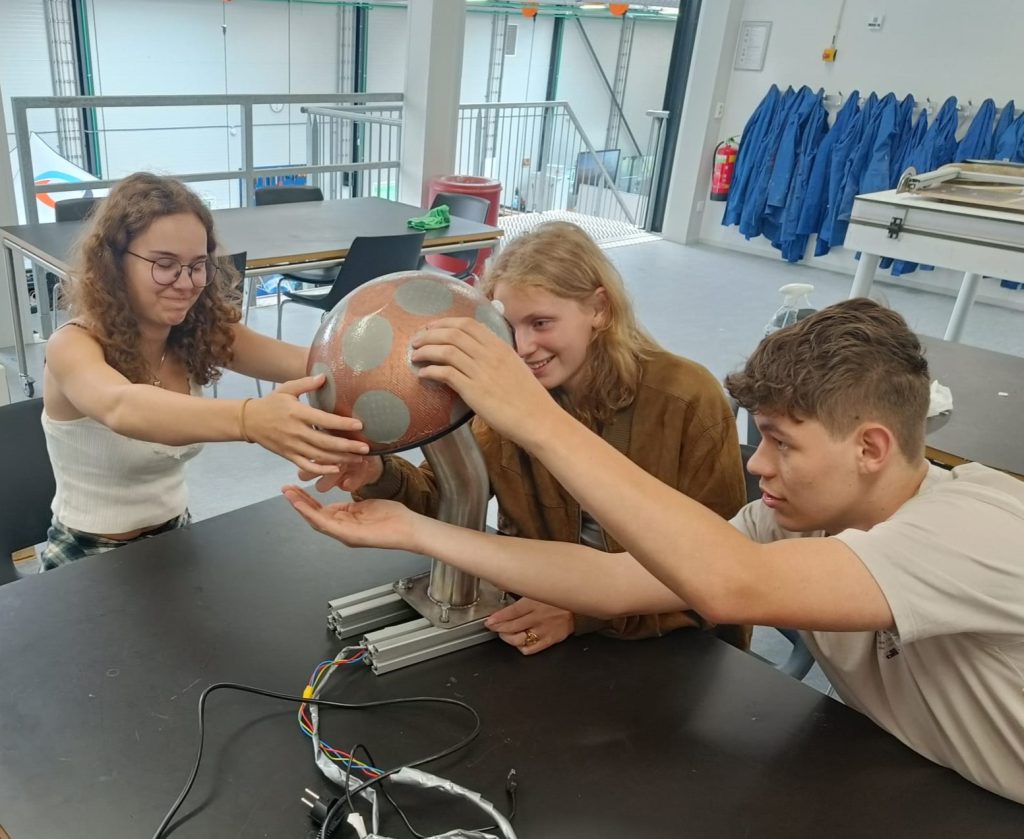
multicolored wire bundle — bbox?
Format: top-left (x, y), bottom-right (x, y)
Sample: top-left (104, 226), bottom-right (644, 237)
top-left (298, 648), bottom-right (382, 779)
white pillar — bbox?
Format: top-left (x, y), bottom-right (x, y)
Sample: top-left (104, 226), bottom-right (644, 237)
top-left (0, 81), bottom-right (30, 349)
top-left (661, 0), bottom-right (744, 243)
top-left (399, 0), bottom-right (466, 207)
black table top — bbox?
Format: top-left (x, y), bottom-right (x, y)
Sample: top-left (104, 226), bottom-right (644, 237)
top-left (921, 335), bottom-right (1024, 478)
top-left (0, 197), bottom-right (501, 274)
top-left (0, 496), bottom-right (1020, 838)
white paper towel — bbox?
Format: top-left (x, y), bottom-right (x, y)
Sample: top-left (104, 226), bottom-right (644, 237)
top-left (928, 379), bottom-right (953, 417)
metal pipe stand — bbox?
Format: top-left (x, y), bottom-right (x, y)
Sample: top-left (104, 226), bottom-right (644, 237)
top-left (324, 424), bottom-right (506, 674)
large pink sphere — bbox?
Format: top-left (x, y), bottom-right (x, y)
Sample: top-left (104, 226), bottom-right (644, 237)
top-left (306, 271), bottom-right (513, 454)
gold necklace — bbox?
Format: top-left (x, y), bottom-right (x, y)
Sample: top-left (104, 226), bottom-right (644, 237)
top-left (152, 349), bottom-right (168, 388)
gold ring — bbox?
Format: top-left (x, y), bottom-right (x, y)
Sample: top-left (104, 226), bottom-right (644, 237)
top-left (523, 630), bottom-right (540, 647)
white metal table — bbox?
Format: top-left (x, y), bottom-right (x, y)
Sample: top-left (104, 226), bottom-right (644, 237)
top-left (844, 189), bottom-right (1024, 341)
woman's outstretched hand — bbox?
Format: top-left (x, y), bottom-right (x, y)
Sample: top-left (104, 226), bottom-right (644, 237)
top-left (282, 484), bottom-right (420, 552)
top-left (410, 318), bottom-right (554, 444)
top-left (244, 374), bottom-right (370, 476)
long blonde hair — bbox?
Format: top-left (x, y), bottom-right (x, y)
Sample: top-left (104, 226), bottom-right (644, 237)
top-left (480, 221), bottom-right (661, 428)
top-left (66, 172), bottom-right (239, 386)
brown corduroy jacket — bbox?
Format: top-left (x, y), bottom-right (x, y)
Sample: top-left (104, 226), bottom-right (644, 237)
top-left (357, 350), bottom-right (750, 649)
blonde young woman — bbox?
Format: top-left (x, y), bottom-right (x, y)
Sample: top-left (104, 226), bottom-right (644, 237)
top-left (40, 173), bottom-right (366, 569)
top-left (307, 221), bottom-right (746, 653)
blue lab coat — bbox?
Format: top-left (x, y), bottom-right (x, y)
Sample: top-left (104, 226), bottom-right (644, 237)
top-left (795, 91), bottom-right (860, 242)
top-left (778, 93), bottom-right (829, 261)
top-left (723, 85), bottom-right (782, 227)
top-left (739, 87), bottom-right (800, 239)
top-left (763, 86), bottom-right (821, 248)
top-left (817, 93), bottom-right (878, 254)
top-left (954, 98), bottom-right (996, 162)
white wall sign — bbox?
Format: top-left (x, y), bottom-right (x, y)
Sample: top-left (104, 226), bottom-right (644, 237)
top-left (734, 21), bottom-right (771, 72)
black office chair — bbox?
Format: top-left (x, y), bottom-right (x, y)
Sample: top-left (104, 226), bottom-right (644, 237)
top-left (54, 196), bottom-right (102, 222)
top-left (419, 191), bottom-right (490, 282)
top-left (277, 231), bottom-right (425, 340)
top-left (253, 185), bottom-right (324, 206)
top-left (739, 442), bottom-right (817, 681)
top-left (0, 399), bottom-right (56, 585)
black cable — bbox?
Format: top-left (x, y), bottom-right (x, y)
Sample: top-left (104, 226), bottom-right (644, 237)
top-left (321, 739), bottom-right (362, 839)
top-left (358, 744), bottom-right (428, 839)
top-left (152, 681), bottom-right (481, 839)
top-left (317, 742), bottom-right (374, 839)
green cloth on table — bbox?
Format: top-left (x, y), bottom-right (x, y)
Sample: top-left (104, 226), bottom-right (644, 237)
top-left (407, 205), bottom-right (451, 230)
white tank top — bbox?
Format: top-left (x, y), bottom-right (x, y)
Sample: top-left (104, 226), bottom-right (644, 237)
top-left (42, 387), bottom-right (204, 534)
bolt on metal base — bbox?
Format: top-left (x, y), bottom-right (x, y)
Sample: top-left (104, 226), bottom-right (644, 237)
top-left (396, 573), bottom-right (508, 629)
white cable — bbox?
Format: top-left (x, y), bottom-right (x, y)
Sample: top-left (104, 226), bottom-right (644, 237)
top-left (309, 647), bottom-right (382, 834)
top-left (306, 648), bottom-right (517, 839)
top-left (347, 812), bottom-right (369, 838)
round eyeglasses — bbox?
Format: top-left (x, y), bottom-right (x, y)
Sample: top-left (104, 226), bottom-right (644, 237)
top-left (126, 250), bottom-right (217, 288)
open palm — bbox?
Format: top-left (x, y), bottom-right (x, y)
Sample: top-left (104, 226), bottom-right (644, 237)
top-left (283, 485), bottom-right (416, 551)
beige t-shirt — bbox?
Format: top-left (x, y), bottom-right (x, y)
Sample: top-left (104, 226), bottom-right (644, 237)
top-left (731, 463), bottom-right (1024, 804)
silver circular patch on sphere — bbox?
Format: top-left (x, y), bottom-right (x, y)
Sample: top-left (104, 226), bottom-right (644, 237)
top-left (474, 302), bottom-right (513, 343)
top-left (309, 361), bottom-right (336, 412)
top-left (394, 277), bottom-right (454, 316)
top-left (353, 390), bottom-right (411, 445)
top-left (342, 314), bottom-right (394, 373)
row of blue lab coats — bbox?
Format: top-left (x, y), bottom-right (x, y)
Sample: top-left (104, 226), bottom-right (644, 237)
top-left (722, 86), bottom-right (1024, 276)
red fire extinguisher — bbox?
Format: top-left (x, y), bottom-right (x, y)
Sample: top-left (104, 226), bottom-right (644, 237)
top-left (710, 138), bottom-right (738, 201)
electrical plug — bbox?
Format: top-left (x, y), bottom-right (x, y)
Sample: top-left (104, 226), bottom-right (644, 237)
top-left (300, 787), bottom-right (338, 827)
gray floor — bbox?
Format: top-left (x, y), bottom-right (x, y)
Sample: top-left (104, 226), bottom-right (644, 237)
top-left (5, 239), bottom-right (1023, 693)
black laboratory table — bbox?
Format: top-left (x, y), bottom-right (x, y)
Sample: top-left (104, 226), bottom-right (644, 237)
top-left (0, 496), bottom-right (1020, 837)
top-left (921, 334), bottom-right (1024, 478)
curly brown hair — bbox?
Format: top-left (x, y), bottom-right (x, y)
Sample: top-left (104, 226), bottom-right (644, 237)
top-left (725, 298), bottom-right (930, 461)
top-left (480, 221), bottom-right (661, 428)
top-left (65, 172), bottom-right (239, 386)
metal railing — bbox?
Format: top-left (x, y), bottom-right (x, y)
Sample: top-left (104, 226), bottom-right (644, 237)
top-left (303, 104), bottom-right (403, 201)
top-left (454, 100), bottom-right (667, 230)
top-left (305, 99), bottom-right (669, 230)
top-left (11, 92), bottom-right (404, 223)
top-left (13, 93), bottom-right (666, 232)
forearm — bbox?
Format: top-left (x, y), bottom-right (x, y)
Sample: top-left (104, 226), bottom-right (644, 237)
top-left (410, 516), bottom-right (686, 619)
top-left (227, 324), bottom-right (308, 383)
top-left (356, 456), bottom-right (441, 516)
top-left (524, 410), bottom-right (758, 623)
top-left (105, 384), bottom-right (245, 445)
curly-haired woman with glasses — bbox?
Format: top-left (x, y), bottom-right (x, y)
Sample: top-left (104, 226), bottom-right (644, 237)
top-left (40, 172), bottom-right (366, 570)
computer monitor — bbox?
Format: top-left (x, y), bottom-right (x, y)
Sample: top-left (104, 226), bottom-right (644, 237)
top-left (573, 148), bottom-right (621, 193)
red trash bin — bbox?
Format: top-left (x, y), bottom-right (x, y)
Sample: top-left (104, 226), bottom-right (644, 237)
top-left (426, 175), bottom-right (501, 278)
